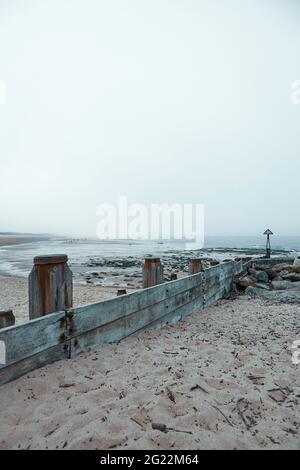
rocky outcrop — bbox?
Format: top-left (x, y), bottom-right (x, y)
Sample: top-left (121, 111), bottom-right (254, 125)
top-left (235, 257), bottom-right (300, 303)
top-left (245, 286), bottom-right (300, 303)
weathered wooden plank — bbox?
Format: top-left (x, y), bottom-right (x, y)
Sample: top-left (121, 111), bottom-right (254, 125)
top-left (204, 262), bottom-right (235, 280)
top-left (235, 260), bottom-right (244, 274)
top-left (0, 311), bottom-right (67, 368)
top-left (69, 283), bottom-right (205, 356)
top-left (67, 272), bottom-right (204, 338)
top-left (204, 273), bottom-right (219, 291)
top-left (204, 274), bottom-right (228, 294)
top-left (207, 270), bottom-right (233, 286)
top-left (70, 283), bottom-right (204, 354)
top-left (204, 285), bottom-right (230, 306)
top-left (147, 291), bottom-right (206, 332)
top-left (204, 276), bottom-right (234, 304)
top-left (204, 270), bottom-right (233, 291)
top-left (203, 275), bottom-right (222, 292)
top-left (202, 264), bottom-right (235, 307)
top-left (0, 343), bottom-right (68, 386)
top-left (0, 261), bottom-right (240, 387)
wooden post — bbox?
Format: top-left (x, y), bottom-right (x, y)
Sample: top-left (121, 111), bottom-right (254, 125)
top-left (0, 310), bottom-right (15, 329)
top-left (29, 254), bottom-right (73, 320)
top-left (143, 256), bottom-right (164, 288)
top-left (117, 289), bottom-right (127, 296)
top-left (189, 258), bottom-right (203, 275)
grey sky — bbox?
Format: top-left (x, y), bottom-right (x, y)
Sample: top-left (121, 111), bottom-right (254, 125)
top-left (0, 0), bottom-right (299, 237)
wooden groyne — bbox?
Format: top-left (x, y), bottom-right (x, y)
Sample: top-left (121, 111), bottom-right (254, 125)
top-left (0, 257), bottom-right (246, 386)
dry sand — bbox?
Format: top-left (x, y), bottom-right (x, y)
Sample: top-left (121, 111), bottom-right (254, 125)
top-left (0, 288), bottom-right (299, 450)
top-left (0, 275), bottom-right (137, 324)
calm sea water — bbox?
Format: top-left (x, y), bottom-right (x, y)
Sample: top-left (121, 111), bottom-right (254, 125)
top-left (0, 236), bottom-right (299, 278)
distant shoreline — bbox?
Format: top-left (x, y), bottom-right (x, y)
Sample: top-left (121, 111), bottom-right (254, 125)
top-left (0, 234), bottom-right (51, 247)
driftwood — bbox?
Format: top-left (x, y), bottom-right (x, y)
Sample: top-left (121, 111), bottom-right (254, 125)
top-left (152, 422), bottom-right (192, 435)
top-left (0, 310), bottom-right (15, 329)
top-left (236, 398), bottom-right (251, 430)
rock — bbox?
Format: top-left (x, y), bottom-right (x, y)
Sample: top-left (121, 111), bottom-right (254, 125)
top-left (271, 280), bottom-right (300, 290)
top-left (294, 256), bottom-right (300, 267)
top-left (265, 269), bottom-right (278, 280)
top-left (248, 268), bottom-right (258, 276)
top-left (280, 266), bottom-right (300, 274)
top-left (273, 263), bottom-right (296, 272)
top-left (281, 273), bottom-right (300, 282)
top-left (255, 283), bottom-right (271, 290)
top-left (234, 276), bottom-right (257, 290)
top-left (253, 264), bottom-right (271, 271)
top-left (245, 286), bottom-right (300, 303)
top-left (255, 271), bottom-right (269, 283)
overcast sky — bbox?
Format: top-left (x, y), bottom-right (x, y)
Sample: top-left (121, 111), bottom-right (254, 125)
top-left (0, 0), bottom-right (299, 237)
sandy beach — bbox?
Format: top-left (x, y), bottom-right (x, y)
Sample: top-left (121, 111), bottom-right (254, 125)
top-left (0, 275), bottom-right (138, 324)
top-left (1, 0), bottom-right (300, 453)
top-left (0, 289), bottom-right (299, 450)
top-left (0, 238), bottom-right (299, 450)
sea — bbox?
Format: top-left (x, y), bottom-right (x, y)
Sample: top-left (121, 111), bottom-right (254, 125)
top-left (0, 235), bottom-right (299, 278)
